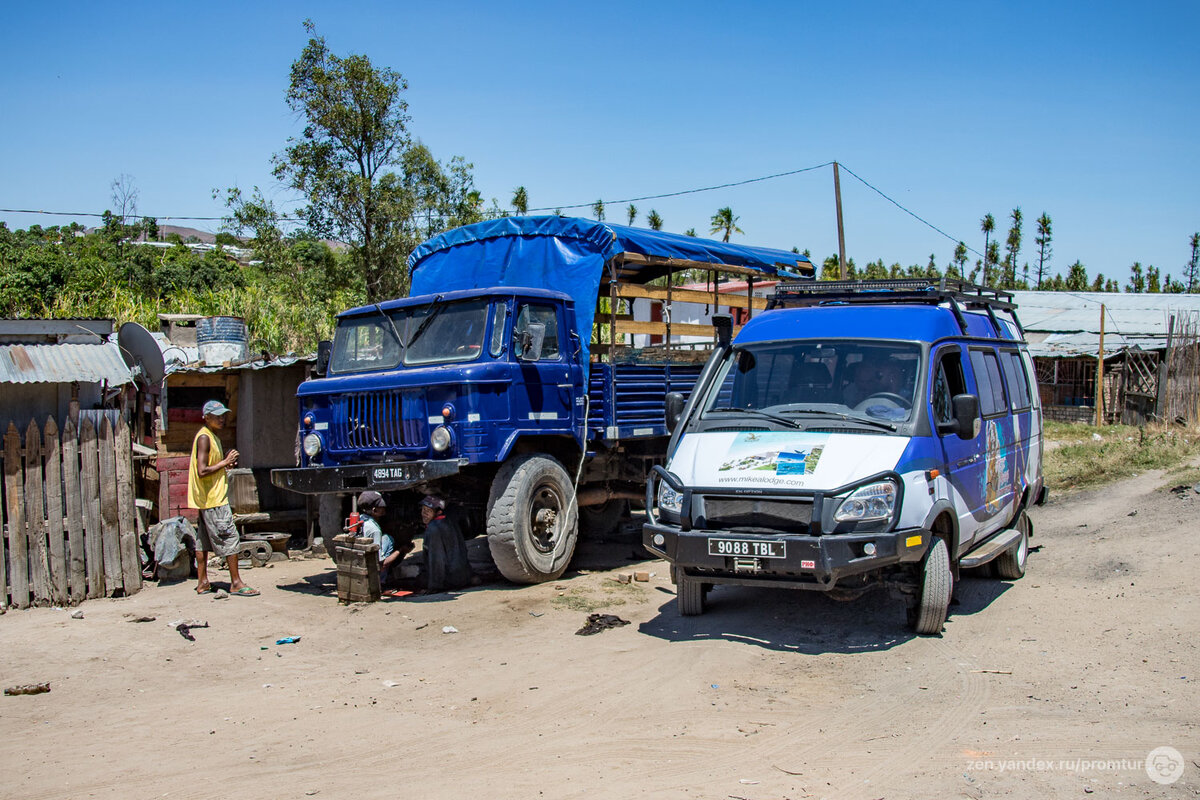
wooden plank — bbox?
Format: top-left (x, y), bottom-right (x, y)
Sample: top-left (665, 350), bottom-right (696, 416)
top-left (24, 421), bottom-right (51, 605)
top-left (614, 320), bottom-right (731, 337)
top-left (98, 418), bottom-right (123, 596)
top-left (3, 423), bottom-right (29, 608)
top-left (43, 418), bottom-right (68, 605)
top-left (79, 419), bottom-right (105, 598)
top-left (165, 373), bottom-right (228, 388)
top-left (613, 283), bottom-right (768, 310)
top-left (616, 251), bottom-right (813, 278)
top-left (62, 418), bottom-right (86, 604)
top-left (114, 420), bottom-right (142, 596)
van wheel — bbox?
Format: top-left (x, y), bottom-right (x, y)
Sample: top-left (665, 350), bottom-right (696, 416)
top-left (993, 511), bottom-right (1030, 580)
top-left (676, 569), bottom-right (705, 616)
top-left (908, 537), bottom-right (952, 635)
top-left (487, 455), bottom-right (578, 584)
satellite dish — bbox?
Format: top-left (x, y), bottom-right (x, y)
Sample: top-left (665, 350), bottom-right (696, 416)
top-left (118, 322), bottom-right (167, 386)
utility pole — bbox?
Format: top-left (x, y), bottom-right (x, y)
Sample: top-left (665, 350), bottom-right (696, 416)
top-left (1094, 304), bottom-right (1106, 427)
top-left (833, 161), bottom-right (847, 280)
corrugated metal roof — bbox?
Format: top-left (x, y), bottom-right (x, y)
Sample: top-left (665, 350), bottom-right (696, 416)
top-left (1012, 291), bottom-right (1200, 335)
top-left (0, 342), bottom-right (134, 385)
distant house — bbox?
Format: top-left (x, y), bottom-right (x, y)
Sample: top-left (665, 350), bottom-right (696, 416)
top-left (1012, 292), bottom-right (1200, 425)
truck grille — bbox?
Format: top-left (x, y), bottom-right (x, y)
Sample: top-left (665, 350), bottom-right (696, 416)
top-left (699, 497), bottom-right (813, 535)
top-left (331, 390), bottom-right (426, 451)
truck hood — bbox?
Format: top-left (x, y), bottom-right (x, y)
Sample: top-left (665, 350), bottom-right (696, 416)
top-left (667, 431), bottom-right (910, 491)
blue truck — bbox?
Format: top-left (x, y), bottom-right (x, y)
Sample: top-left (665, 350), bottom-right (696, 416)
top-left (271, 216), bottom-right (812, 583)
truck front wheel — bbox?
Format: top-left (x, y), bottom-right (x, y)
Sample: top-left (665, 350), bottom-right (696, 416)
top-left (487, 455), bottom-right (579, 584)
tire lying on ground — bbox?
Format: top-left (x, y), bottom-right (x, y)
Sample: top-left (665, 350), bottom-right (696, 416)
top-left (487, 454), bottom-right (579, 583)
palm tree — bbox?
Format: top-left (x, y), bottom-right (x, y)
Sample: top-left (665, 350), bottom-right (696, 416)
top-left (511, 186), bottom-right (528, 216)
top-left (626, 204), bottom-right (637, 226)
top-left (684, 228), bottom-right (697, 237)
top-left (646, 210), bottom-right (663, 231)
top-left (709, 207), bottom-right (744, 242)
top-left (592, 199), bottom-right (605, 221)
top-left (980, 213), bottom-right (995, 285)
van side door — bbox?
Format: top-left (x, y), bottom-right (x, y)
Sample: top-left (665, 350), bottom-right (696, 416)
top-left (967, 346), bottom-right (1018, 537)
top-left (930, 344), bottom-right (987, 553)
top-left (999, 347), bottom-right (1036, 518)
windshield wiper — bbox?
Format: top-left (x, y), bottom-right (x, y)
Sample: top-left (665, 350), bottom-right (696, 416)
top-left (781, 407), bottom-right (897, 432)
top-left (405, 296), bottom-right (445, 350)
top-left (373, 303), bottom-right (405, 351)
top-left (708, 406), bottom-right (804, 430)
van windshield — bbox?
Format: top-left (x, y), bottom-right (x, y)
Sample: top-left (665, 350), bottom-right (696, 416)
top-left (329, 299), bottom-right (490, 374)
top-left (703, 341), bottom-right (922, 425)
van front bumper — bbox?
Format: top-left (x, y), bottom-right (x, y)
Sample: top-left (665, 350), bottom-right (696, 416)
top-left (271, 458), bottom-right (467, 495)
top-left (643, 521), bottom-right (930, 590)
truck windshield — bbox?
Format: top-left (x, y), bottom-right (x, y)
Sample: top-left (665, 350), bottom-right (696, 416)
top-left (702, 340), bottom-right (922, 424)
top-left (329, 298), bottom-right (491, 373)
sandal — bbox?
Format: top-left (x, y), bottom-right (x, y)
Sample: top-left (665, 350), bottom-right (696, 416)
top-left (195, 585), bottom-right (213, 595)
top-left (231, 586), bottom-right (260, 597)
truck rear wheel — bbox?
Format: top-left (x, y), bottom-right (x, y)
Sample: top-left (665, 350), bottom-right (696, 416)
top-left (993, 511), bottom-right (1030, 580)
top-left (487, 455), bottom-right (578, 584)
top-left (907, 537), bottom-right (952, 635)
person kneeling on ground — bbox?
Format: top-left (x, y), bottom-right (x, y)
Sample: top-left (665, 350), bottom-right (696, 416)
top-left (419, 495), bottom-right (471, 592)
top-left (356, 490), bottom-right (410, 585)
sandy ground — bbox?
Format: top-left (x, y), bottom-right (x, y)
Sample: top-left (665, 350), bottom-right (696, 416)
top-left (2, 465), bottom-right (1198, 800)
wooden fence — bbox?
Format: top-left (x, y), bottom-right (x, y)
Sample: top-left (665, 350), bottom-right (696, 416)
top-left (1, 416), bottom-right (142, 609)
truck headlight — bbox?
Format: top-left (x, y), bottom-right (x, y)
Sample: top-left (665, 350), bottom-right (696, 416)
top-left (302, 432), bottom-right (323, 458)
top-left (430, 425), bottom-right (453, 453)
top-left (657, 481), bottom-right (683, 515)
top-left (833, 480), bottom-right (896, 523)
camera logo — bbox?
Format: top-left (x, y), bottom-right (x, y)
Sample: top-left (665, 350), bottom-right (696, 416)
top-left (1145, 746), bottom-right (1185, 785)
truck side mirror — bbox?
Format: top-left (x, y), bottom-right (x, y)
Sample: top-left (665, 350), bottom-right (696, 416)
top-left (315, 340), bottom-right (332, 377)
top-left (517, 322), bottom-right (546, 361)
top-left (951, 393), bottom-right (981, 439)
top-left (665, 392), bottom-right (686, 433)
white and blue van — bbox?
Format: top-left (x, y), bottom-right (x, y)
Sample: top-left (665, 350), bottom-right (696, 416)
top-left (643, 279), bottom-right (1047, 634)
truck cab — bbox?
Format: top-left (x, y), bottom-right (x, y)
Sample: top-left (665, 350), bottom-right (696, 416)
top-left (644, 279), bottom-right (1046, 634)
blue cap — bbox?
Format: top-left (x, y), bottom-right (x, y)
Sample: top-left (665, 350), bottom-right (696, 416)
top-left (202, 400), bottom-right (231, 417)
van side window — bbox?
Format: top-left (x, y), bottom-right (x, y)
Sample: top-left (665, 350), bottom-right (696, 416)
top-left (969, 348), bottom-right (1008, 417)
top-left (1001, 349), bottom-right (1031, 410)
top-left (932, 349), bottom-right (966, 426)
top-left (514, 304), bottom-right (560, 360)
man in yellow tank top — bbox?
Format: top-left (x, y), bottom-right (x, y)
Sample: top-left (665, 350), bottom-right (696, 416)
top-left (189, 400), bottom-right (258, 596)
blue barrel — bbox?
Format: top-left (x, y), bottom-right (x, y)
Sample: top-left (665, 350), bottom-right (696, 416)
top-left (196, 316), bottom-right (248, 364)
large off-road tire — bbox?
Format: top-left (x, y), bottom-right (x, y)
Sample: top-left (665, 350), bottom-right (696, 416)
top-left (579, 499), bottom-right (629, 539)
top-left (486, 455), bottom-right (578, 584)
top-left (993, 511), bottom-right (1030, 580)
top-left (674, 567), bottom-right (705, 616)
top-left (908, 537), bottom-right (953, 635)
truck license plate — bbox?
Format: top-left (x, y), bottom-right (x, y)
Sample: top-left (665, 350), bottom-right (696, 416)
top-left (708, 538), bottom-right (786, 559)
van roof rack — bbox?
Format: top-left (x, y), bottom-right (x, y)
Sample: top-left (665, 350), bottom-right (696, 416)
top-left (768, 278), bottom-right (1024, 338)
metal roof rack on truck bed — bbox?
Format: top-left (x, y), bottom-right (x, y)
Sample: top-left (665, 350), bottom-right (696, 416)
top-left (768, 278), bottom-right (1024, 338)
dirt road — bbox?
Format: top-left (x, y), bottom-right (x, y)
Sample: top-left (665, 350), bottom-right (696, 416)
top-left (2, 465), bottom-right (1197, 799)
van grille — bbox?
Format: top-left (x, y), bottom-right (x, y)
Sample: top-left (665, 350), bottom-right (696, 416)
top-left (699, 497), bottom-right (813, 534)
top-left (330, 390), bottom-right (425, 451)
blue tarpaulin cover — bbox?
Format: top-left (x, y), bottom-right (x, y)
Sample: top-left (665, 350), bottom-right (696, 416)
top-left (408, 216), bottom-right (813, 368)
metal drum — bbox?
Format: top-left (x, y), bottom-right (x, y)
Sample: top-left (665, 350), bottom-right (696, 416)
top-left (196, 316), bottom-right (248, 365)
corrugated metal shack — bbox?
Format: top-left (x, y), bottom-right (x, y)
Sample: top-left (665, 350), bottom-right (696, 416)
top-left (0, 319), bottom-right (134, 430)
top-left (148, 315), bottom-right (313, 538)
top-left (1013, 292), bottom-right (1200, 425)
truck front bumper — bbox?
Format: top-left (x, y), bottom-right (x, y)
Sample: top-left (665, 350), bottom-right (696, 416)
top-left (271, 458), bottom-right (468, 495)
top-left (643, 521), bottom-right (930, 590)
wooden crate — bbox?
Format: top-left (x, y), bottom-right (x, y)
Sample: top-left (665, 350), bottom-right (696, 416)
top-left (335, 536), bottom-right (380, 603)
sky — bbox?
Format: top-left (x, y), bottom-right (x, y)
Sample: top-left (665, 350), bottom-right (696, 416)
top-left (2, 1), bottom-right (1198, 285)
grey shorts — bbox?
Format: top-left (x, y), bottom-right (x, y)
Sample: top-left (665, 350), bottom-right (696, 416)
top-left (196, 505), bottom-right (240, 557)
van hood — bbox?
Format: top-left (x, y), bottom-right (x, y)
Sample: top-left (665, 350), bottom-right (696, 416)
top-left (668, 431), bottom-right (910, 491)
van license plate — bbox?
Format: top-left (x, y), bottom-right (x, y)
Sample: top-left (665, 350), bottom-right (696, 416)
top-left (708, 538), bottom-right (786, 559)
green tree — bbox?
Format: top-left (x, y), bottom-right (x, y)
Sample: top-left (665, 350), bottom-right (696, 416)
top-left (592, 199), bottom-right (605, 221)
top-left (984, 241), bottom-right (1001, 287)
top-left (709, 207), bottom-right (743, 242)
top-left (980, 213), bottom-right (995, 284)
top-left (1033, 213), bottom-right (1052, 289)
top-left (1003, 207), bottom-right (1022, 287)
top-left (1185, 232), bottom-right (1199, 293)
top-left (646, 209), bottom-right (663, 230)
top-left (1127, 262), bottom-right (1145, 293)
top-left (511, 186), bottom-right (528, 216)
top-left (1064, 260), bottom-right (1089, 291)
top-left (949, 241), bottom-right (968, 279)
top-left (1146, 265), bottom-right (1161, 293)
top-left (684, 228), bottom-right (697, 237)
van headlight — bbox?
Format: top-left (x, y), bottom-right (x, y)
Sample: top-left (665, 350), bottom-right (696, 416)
top-left (833, 480), bottom-right (897, 523)
top-left (302, 432), bottom-right (323, 458)
top-left (657, 481), bottom-right (683, 515)
top-left (430, 425), bottom-right (453, 453)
